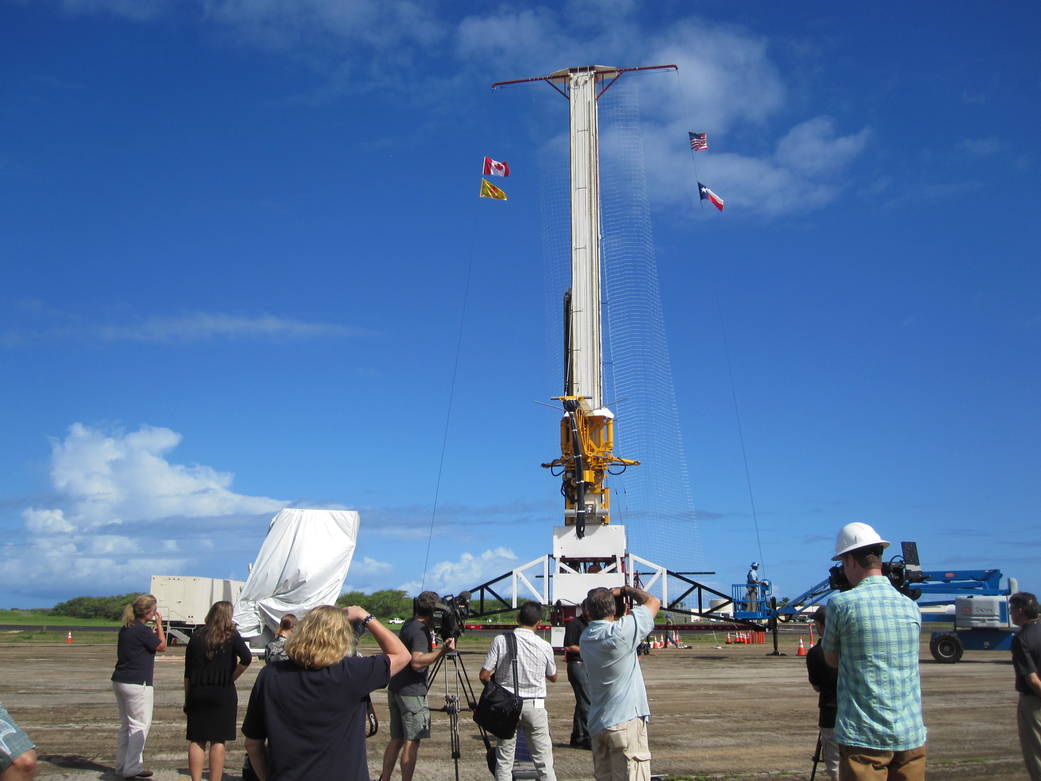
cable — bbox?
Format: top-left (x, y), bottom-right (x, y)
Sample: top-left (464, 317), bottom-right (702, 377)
top-left (715, 294), bottom-right (766, 572)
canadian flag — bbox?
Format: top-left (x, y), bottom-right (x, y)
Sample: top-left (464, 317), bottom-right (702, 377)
top-left (482, 156), bottom-right (510, 177)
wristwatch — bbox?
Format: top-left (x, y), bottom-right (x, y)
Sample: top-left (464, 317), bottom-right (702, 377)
top-left (362, 614), bottom-right (375, 627)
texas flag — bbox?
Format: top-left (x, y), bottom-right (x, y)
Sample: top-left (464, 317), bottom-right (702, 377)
top-left (698, 182), bottom-right (725, 212)
top-left (482, 156), bottom-right (510, 177)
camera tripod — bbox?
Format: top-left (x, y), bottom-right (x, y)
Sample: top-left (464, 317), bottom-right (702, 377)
top-left (427, 645), bottom-right (496, 780)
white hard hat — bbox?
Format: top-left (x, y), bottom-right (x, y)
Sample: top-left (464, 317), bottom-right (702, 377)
top-left (832, 522), bottom-right (890, 560)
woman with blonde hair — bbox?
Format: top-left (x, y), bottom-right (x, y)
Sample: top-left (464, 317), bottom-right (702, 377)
top-left (111, 594), bottom-right (166, 779)
top-left (184, 600), bottom-right (252, 781)
top-left (243, 604), bottom-right (411, 780)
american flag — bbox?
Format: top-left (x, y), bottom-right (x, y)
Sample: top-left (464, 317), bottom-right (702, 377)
top-left (689, 132), bottom-right (708, 151)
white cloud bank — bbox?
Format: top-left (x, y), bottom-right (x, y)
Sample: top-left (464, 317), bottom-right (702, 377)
top-left (399, 547), bottom-right (519, 597)
top-left (4, 423), bottom-right (284, 597)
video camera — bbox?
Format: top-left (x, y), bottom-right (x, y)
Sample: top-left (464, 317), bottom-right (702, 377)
top-left (431, 592), bottom-right (471, 640)
top-left (828, 541), bottom-right (925, 600)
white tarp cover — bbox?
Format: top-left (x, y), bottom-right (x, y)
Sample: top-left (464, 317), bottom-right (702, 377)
top-left (232, 508), bottom-right (359, 638)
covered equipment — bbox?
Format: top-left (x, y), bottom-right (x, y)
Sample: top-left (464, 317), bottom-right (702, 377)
top-left (232, 508), bottom-right (359, 639)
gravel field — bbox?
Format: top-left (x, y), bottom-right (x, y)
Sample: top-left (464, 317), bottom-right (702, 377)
top-left (0, 632), bottom-right (1028, 780)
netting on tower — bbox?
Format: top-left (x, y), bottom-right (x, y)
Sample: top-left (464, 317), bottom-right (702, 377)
top-left (537, 77), bottom-right (702, 571)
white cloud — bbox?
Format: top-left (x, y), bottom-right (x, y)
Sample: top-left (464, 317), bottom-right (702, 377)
top-left (955, 136), bottom-right (1002, 158)
top-left (640, 21), bottom-right (786, 132)
top-left (467, 13), bottom-right (865, 216)
top-left (1, 308), bottom-right (362, 348)
top-left (1, 424), bottom-right (284, 598)
top-left (399, 547), bottom-right (519, 596)
top-left (45, 423), bottom-right (284, 529)
top-left (21, 507), bottom-right (75, 534)
top-left (351, 556), bottom-right (393, 576)
top-left (774, 117), bottom-right (871, 177)
top-left (97, 312), bottom-right (360, 343)
top-left (201, 0), bottom-right (446, 50)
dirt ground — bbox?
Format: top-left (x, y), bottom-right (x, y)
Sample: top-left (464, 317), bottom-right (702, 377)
top-left (0, 632), bottom-right (1028, 780)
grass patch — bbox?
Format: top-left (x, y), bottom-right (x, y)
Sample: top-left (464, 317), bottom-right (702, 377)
top-left (0, 629), bottom-right (117, 644)
top-left (0, 609), bottom-right (120, 627)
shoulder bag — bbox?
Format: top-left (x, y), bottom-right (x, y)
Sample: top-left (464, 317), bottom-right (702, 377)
top-left (473, 632), bottom-right (524, 739)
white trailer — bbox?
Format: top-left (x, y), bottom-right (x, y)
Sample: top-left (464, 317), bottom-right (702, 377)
top-left (150, 575), bottom-right (245, 645)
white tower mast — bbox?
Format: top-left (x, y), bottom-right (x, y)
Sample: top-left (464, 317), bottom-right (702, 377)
top-left (492, 64), bottom-right (676, 607)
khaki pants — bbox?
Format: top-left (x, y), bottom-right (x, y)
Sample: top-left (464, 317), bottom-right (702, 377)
top-left (839, 744), bottom-right (926, 781)
top-left (591, 717), bottom-right (650, 781)
top-left (494, 700), bottom-right (556, 781)
top-left (1019, 693), bottom-right (1041, 781)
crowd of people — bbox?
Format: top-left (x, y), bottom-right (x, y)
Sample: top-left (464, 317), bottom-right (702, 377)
top-left (1, 522), bottom-right (1039, 780)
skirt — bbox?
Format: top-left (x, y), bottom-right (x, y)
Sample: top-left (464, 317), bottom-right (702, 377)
top-left (185, 684), bottom-right (238, 742)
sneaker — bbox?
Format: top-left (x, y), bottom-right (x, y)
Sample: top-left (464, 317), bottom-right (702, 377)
top-left (124, 772), bottom-right (153, 779)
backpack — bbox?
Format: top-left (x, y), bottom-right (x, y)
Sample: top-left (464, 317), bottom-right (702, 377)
top-left (473, 632), bottom-right (524, 739)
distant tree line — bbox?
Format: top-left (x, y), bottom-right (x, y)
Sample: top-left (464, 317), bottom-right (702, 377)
top-left (335, 590), bottom-right (413, 619)
top-left (51, 593), bottom-right (144, 621)
top-left (48, 589), bottom-right (471, 623)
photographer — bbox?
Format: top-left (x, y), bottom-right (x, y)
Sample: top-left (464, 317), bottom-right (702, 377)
top-left (242, 605), bottom-right (409, 780)
top-left (377, 591), bottom-right (455, 781)
top-left (822, 522), bottom-right (926, 780)
top-left (580, 585), bottom-right (660, 781)
top-left (805, 606), bottom-right (838, 780)
top-left (479, 601), bottom-right (558, 781)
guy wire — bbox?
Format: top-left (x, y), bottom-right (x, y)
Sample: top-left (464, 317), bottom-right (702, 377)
top-left (714, 292), bottom-right (766, 572)
top-left (420, 246), bottom-right (472, 591)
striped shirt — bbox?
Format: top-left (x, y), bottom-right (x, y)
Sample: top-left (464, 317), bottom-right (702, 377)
top-left (482, 628), bottom-right (556, 698)
top-left (822, 575), bottom-right (927, 751)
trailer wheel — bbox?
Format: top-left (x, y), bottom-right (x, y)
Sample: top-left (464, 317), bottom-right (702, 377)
top-left (930, 633), bottom-right (963, 663)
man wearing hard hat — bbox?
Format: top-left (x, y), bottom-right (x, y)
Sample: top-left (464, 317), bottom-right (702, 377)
top-left (821, 522), bottom-right (927, 780)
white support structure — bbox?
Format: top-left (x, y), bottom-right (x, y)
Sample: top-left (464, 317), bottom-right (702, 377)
top-left (552, 523), bottom-right (627, 605)
top-left (628, 552), bottom-right (670, 607)
top-left (511, 555), bottom-right (550, 606)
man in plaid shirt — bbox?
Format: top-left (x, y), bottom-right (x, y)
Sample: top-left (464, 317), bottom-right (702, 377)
top-left (822, 522), bottom-right (927, 780)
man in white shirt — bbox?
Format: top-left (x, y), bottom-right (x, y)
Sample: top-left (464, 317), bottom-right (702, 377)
top-left (480, 601), bottom-right (558, 781)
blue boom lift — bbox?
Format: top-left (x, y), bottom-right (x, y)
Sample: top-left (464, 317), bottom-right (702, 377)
top-left (730, 542), bottom-right (1020, 663)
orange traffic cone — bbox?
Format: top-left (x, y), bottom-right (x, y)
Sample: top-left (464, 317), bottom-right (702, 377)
top-left (797, 637), bottom-right (807, 656)
top-left (725, 632), bottom-right (732, 644)
top-left (66, 631), bottom-right (73, 644)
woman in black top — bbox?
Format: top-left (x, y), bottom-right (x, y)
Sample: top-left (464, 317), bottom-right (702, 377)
top-left (184, 600), bottom-right (252, 781)
top-left (112, 593), bottom-right (167, 779)
top-left (242, 604), bottom-right (412, 780)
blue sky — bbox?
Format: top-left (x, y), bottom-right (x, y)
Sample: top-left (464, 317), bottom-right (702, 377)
top-left (1, 1), bottom-right (1038, 609)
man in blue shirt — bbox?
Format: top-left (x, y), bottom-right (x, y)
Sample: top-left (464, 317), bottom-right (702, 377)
top-left (822, 522), bottom-right (927, 780)
top-left (580, 585), bottom-right (660, 781)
